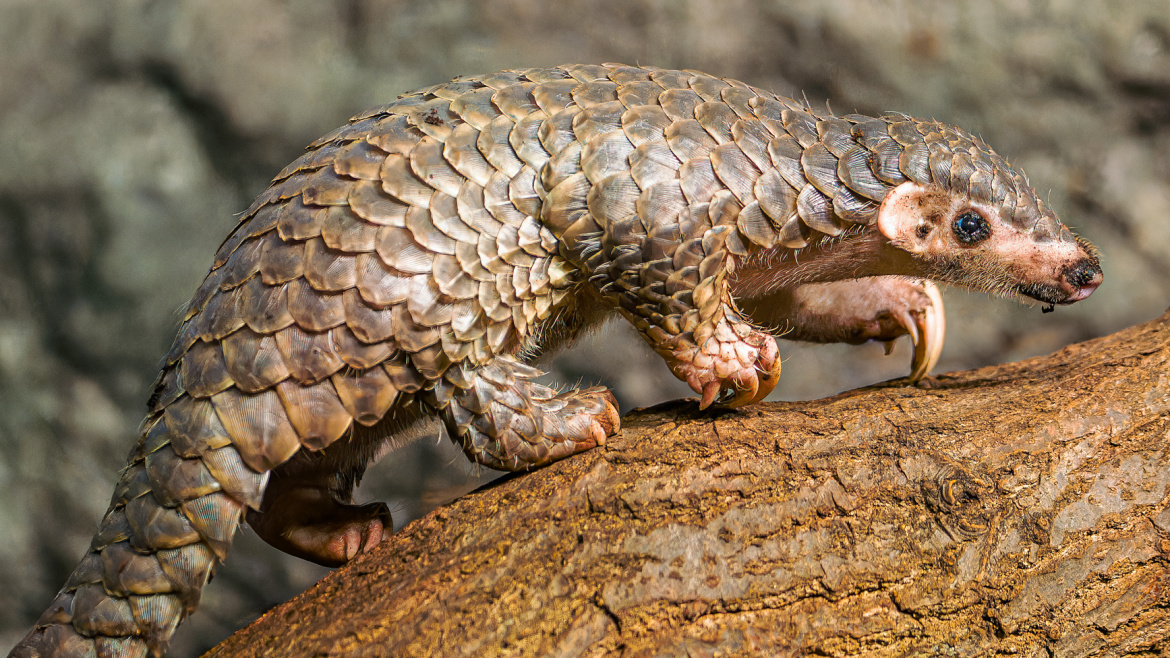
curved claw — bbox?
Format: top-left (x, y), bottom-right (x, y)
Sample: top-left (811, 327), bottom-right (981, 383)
top-left (700, 380), bottom-right (723, 410)
top-left (708, 353), bottom-right (782, 409)
top-left (717, 378), bottom-right (758, 409)
top-left (905, 281), bottom-right (946, 382)
top-left (753, 357), bottom-right (782, 402)
top-left (717, 374), bottom-right (760, 409)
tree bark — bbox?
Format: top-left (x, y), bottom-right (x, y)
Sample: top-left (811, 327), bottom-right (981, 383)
top-left (206, 311), bottom-right (1170, 657)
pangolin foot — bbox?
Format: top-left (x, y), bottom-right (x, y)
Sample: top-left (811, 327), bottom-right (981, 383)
top-left (671, 318), bottom-right (781, 410)
top-left (896, 280), bottom-right (946, 381)
top-left (246, 489), bottom-right (391, 567)
top-left (759, 277), bottom-right (946, 382)
top-left (518, 386), bottom-right (621, 461)
top-left (831, 278), bottom-right (945, 381)
top-left (446, 359), bottom-right (621, 471)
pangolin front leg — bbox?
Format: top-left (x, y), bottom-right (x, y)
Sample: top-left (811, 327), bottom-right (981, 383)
top-left (566, 213), bottom-right (782, 410)
top-left (739, 277), bottom-right (946, 381)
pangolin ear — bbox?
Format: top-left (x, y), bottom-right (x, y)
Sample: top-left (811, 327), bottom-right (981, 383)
top-left (877, 182), bottom-right (933, 255)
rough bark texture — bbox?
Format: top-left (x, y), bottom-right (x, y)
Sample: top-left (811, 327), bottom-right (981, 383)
top-left (207, 311), bottom-right (1170, 657)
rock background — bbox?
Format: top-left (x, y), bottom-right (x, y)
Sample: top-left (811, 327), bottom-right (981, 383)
top-left (1, 0), bottom-right (1166, 654)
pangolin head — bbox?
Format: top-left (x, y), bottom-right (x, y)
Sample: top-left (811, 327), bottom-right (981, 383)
top-left (861, 117), bottom-right (1102, 305)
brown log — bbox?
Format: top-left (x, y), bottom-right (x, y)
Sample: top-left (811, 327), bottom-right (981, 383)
top-left (206, 310), bottom-right (1170, 657)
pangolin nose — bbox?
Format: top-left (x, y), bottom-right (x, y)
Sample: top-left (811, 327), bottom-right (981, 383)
top-left (1065, 259), bottom-right (1103, 302)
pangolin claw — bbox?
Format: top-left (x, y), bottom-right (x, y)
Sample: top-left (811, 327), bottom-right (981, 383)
top-left (706, 352), bottom-right (782, 409)
top-left (714, 377), bottom-right (758, 409)
top-left (700, 380), bottom-right (724, 410)
top-left (906, 281), bottom-right (946, 382)
top-left (754, 358), bottom-right (783, 402)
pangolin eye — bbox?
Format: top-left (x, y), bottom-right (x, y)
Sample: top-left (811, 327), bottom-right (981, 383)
top-left (953, 210), bottom-right (991, 245)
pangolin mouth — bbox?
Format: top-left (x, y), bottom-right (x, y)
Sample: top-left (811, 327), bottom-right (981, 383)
top-left (1015, 283), bottom-right (1075, 305)
top-left (1014, 258), bottom-right (1103, 305)
top-left (1015, 276), bottom-right (1100, 305)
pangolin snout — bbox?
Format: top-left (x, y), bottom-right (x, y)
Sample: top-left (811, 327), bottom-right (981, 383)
top-left (1014, 254), bottom-right (1102, 305)
top-left (1061, 258), bottom-right (1102, 303)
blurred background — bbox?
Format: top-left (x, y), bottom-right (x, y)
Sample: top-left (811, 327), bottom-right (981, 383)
top-left (1, 0), bottom-right (1167, 654)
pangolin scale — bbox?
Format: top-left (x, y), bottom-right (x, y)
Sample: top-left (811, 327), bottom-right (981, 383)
top-left (11, 63), bottom-right (1100, 657)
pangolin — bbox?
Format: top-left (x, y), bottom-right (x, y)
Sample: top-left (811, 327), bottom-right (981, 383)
top-left (11, 63), bottom-right (1101, 657)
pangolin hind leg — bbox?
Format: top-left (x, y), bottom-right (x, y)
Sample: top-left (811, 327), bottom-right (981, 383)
top-left (247, 491), bottom-right (390, 568)
top-left (246, 452), bottom-right (391, 568)
top-left (434, 357), bottom-right (620, 471)
top-left (244, 405), bottom-right (451, 566)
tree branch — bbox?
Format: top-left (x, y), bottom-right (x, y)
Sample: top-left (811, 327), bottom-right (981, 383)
top-left (208, 311), bottom-right (1170, 657)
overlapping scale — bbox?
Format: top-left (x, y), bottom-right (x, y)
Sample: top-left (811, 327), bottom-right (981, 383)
top-left (99, 544), bottom-right (173, 596)
top-left (180, 340), bottom-right (233, 398)
top-left (331, 367), bottom-right (397, 426)
top-left (143, 446), bottom-right (221, 508)
top-left (448, 86), bottom-right (499, 130)
top-left (220, 328), bottom-right (291, 393)
top-left (162, 396), bottom-right (233, 458)
top-left (665, 119), bottom-right (717, 162)
top-left (178, 492), bottom-right (242, 560)
top-left (276, 195), bottom-right (326, 241)
top-left (678, 158), bottom-right (721, 205)
top-left (275, 380), bottom-right (352, 450)
top-left (657, 87), bottom-right (701, 122)
top-left (199, 444), bottom-right (266, 509)
top-left (629, 141), bottom-right (680, 190)
top-left (217, 237), bottom-right (264, 290)
top-left (332, 139), bottom-right (387, 181)
top-left (331, 324), bottom-right (395, 369)
top-left (343, 289), bottom-right (397, 343)
top-left (538, 108), bottom-right (582, 159)
top-left (531, 80), bottom-right (578, 115)
top-left (478, 116), bottom-right (525, 178)
top-left (688, 73), bottom-right (730, 102)
top-left (376, 226), bottom-right (435, 274)
top-left (572, 101), bottom-right (626, 145)
top-left (124, 495), bottom-right (200, 551)
top-left (581, 131), bottom-right (636, 183)
top-left (491, 82), bottom-right (539, 121)
top-left (274, 324), bottom-right (345, 383)
top-left (303, 238), bottom-right (357, 291)
top-left (695, 102), bottom-right (737, 143)
top-left (238, 277), bottom-right (295, 334)
top-left (380, 154), bottom-right (437, 207)
top-left (320, 206), bottom-right (379, 252)
top-left (286, 278), bottom-right (345, 331)
top-left (508, 167), bottom-right (543, 218)
top-left (709, 142), bottom-right (761, 206)
top-left (210, 388), bottom-right (301, 473)
top-left (617, 81), bottom-right (663, 109)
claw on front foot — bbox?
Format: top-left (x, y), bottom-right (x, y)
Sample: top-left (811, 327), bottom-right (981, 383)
top-left (699, 348), bottom-right (782, 409)
top-left (898, 281), bottom-right (946, 382)
top-left (735, 276), bottom-right (946, 383)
